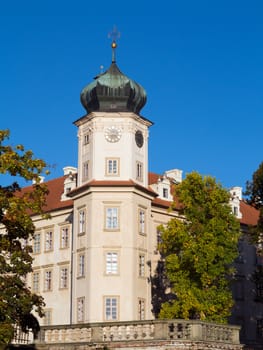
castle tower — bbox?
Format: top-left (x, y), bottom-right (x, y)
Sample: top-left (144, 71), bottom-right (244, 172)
top-left (70, 35), bottom-right (155, 322)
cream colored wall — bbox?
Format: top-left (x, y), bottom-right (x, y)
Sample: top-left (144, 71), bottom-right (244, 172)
top-left (76, 112), bottom-right (151, 187)
top-left (71, 187), bottom-right (154, 323)
top-left (30, 208), bottom-right (73, 326)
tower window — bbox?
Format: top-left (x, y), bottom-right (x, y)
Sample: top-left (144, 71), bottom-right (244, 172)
top-left (105, 252), bottom-right (118, 274)
top-left (138, 298), bottom-right (145, 320)
top-left (106, 158), bottom-right (119, 176)
top-left (104, 296), bottom-right (119, 321)
top-left (78, 209), bottom-right (86, 234)
top-left (83, 161), bottom-right (89, 181)
top-left (136, 161), bottom-right (143, 182)
top-left (78, 254), bottom-right (85, 277)
top-left (139, 254), bottom-right (145, 277)
top-left (138, 208), bottom-right (146, 234)
top-left (77, 297), bottom-right (85, 323)
top-left (105, 207), bottom-right (119, 230)
top-left (84, 133), bottom-right (90, 145)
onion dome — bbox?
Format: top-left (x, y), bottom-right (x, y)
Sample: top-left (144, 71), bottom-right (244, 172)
top-left (80, 41), bottom-right (147, 114)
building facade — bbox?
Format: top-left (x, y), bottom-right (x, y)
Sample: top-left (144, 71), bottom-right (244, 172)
top-left (22, 41), bottom-right (263, 347)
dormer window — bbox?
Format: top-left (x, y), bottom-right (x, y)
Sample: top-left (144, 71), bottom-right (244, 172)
top-left (163, 188), bottom-right (168, 198)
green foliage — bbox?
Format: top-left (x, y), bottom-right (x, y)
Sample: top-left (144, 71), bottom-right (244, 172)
top-left (0, 130), bottom-right (49, 343)
top-left (158, 172), bottom-right (240, 323)
top-left (245, 161), bottom-right (263, 252)
top-left (245, 161), bottom-right (263, 209)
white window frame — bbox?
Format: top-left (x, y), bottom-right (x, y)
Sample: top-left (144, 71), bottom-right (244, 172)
top-left (138, 298), bottom-right (145, 320)
top-left (139, 254), bottom-right (145, 277)
top-left (33, 232), bottom-right (41, 254)
top-left (104, 296), bottom-right (119, 321)
top-left (44, 270), bottom-right (52, 291)
top-left (60, 226), bottom-right (70, 249)
top-left (78, 209), bottom-right (86, 235)
top-left (105, 158), bottom-right (119, 176)
top-left (60, 267), bottom-right (69, 289)
top-left (78, 254), bottom-right (85, 277)
top-left (77, 297), bottom-right (85, 323)
top-left (105, 252), bottom-right (118, 275)
top-left (32, 271), bottom-right (40, 293)
top-left (43, 309), bottom-right (52, 325)
top-left (45, 230), bottom-right (53, 252)
top-left (138, 208), bottom-right (146, 234)
top-left (105, 207), bottom-right (119, 230)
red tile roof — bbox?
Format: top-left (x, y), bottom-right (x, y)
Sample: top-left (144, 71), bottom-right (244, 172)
top-left (18, 174), bottom-right (260, 226)
top-left (240, 200), bottom-right (259, 226)
top-left (21, 176), bottom-right (73, 213)
top-left (68, 179), bottom-right (157, 198)
top-left (148, 172), bottom-right (160, 185)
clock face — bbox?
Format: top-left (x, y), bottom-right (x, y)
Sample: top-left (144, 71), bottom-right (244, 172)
top-left (105, 126), bottom-right (122, 143)
top-left (135, 130), bottom-right (144, 148)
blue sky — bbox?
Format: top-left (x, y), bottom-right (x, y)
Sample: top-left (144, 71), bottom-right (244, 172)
top-left (1, 1), bottom-right (263, 191)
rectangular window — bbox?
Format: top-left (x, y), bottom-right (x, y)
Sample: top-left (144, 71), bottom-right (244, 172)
top-left (33, 233), bottom-right (41, 254)
top-left (77, 297), bottom-right (85, 322)
top-left (43, 309), bottom-right (52, 325)
top-left (106, 252), bottom-right (118, 275)
top-left (83, 161), bottom-right (89, 180)
top-left (84, 133), bottom-right (89, 145)
top-left (163, 188), bottom-right (168, 198)
top-left (105, 207), bottom-right (119, 230)
top-left (138, 298), bottom-right (145, 320)
top-left (60, 267), bottom-right (69, 289)
top-left (32, 271), bottom-right (40, 293)
top-left (106, 158), bottom-right (119, 176)
top-left (45, 230), bottom-right (53, 252)
top-left (78, 209), bottom-right (86, 234)
top-left (136, 161), bottom-right (143, 182)
top-left (44, 270), bottom-right (52, 291)
top-left (139, 254), bottom-right (145, 277)
top-left (104, 296), bottom-right (118, 321)
top-left (60, 226), bottom-right (69, 249)
top-left (139, 209), bottom-right (146, 234)
top-left (78, 254), bottom-right (85, 277)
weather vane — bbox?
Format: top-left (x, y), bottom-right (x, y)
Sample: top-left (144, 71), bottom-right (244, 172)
top-left (108, 25), bottom-right (120, 63)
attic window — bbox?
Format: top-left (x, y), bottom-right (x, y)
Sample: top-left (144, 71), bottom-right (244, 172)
top-left (163, 188), bottom-right (168, 198)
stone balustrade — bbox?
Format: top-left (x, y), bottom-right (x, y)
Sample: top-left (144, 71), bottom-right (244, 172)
top-left (38, 319), bottom-right (240, 345)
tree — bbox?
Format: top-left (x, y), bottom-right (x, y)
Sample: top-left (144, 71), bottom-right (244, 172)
top-left (245, 161), bottom-right (263, 209)
top-left (0, 130), bottom-right (49, 344)
top-left (245, 162), bottom-right (263, 252)
top-left (158, 172), bottom-right (240, 323)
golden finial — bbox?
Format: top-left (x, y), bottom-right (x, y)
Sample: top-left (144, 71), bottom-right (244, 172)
top-left (108, 25), bottom-right (120, 63)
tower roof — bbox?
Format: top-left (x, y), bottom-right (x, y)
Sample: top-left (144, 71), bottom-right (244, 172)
top-left (80, 40), bottom-right (147, 114)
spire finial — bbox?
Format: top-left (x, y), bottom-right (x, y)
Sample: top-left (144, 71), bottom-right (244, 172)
top-left (108, 25), bottom-right (120, 63)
